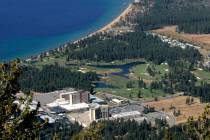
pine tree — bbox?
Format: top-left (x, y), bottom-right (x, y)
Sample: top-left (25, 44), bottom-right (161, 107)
top-left (0, 60), bottom-right (42, 139)
top-left (163, 128), bottom-right (173, 140)
top-left (186, 104), bottom-right (210, 140)
top-left (138, 89), bottom-right (142, 98)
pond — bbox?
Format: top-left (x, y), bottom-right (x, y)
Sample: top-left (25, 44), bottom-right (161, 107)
top-left (92, 61), bottom-right (146, 88)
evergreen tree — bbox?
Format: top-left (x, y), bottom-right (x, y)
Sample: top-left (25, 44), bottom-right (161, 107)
top-left (186, 104), bottom-right (210, 140)
top-left (138, 89), bottom-right (142, 98)
top-left (0, 60), bottom-right (41, 139)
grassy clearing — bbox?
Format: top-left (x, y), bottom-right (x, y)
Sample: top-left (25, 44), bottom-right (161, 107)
top-left (131, 63), bottom-right (168, 81)
top-left (146, 96), bottom-right (206, 124)
top-left (93, 61), bottom-right (170, 100)
top-left (96, 73), bottom-right (169, 100)
top-left (96, 87), bottom-right (168, 100)
top-left (31, 55), bottom-right (67, 68)
top-left (106, 75), bottom-right (129, 88)
top-left (193, 69), bottom-right (210, 83)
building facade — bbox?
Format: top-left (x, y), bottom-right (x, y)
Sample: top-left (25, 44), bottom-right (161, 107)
top-left (60, 91), bottom-right (90, 105)
top-left (89, 105), bottom-right (109, 121)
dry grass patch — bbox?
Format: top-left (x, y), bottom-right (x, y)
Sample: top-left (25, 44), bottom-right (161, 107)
top-left (145, 96), bottom-right (206, 124)
top-left (153, 26), bottom-right (210, 57)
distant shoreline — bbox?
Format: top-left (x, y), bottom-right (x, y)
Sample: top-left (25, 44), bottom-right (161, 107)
top-left (91, 4), bottom-right (133, 35)
top-left (72, 4), bottom-right (134, 44)
top-left (26, 2), bottom-right (135, 62)
top-left (0, 0), bottom-right (135, 62)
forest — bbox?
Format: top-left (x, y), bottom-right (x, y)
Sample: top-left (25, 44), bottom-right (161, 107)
top-left (39, 117), bottom-right (82, 140)
top-left (72, 117), bottom-right (210, 140)
top-left (40, 118), bottom-right (189, 140)
top-left (67, 31), bottom-right (202, 65)
top-left (18, 65), bottom-right (98, 93)
top-left (38, 117), bottom-right (209, 140)
top-left (137, 0), bottom-right (210, 34)
top-left (63, 0), bottom-right (206, 64)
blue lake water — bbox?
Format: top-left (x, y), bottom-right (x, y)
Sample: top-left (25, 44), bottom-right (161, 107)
top-left (91, 61), bottom-right (145, 77)
top-left (0, 0), bottom-right (133, 61)
top-left (92, 61), bottom-right (146, 88)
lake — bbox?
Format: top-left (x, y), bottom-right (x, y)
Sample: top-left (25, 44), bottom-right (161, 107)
top-left (92, 61), bottom-right (145, 88)
top-left (0, 0), bottom-right (133, 61)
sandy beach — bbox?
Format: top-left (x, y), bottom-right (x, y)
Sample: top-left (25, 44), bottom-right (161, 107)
top-left (73, 3), bottom-right (134, 44)
top-left (95, 4), bottom-right (134, 34)
top-left (26, 2), bottom-right (136, 61)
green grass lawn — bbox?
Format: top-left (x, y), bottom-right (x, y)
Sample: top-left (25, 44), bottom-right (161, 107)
top-left (96, 87), bottom-right (169, 100)
top-left (193, 69), bottom-right (210, 84)
top-left (96, 72), bottom-right (169, 100)
top-left (106, 75), bottom-right (130, 88)
top-left (131, 63), bottom-right (168, 81)
top-left (31, 55), bottom-right (67, 68)
top-left (94, 61), bottom-right (170, 100)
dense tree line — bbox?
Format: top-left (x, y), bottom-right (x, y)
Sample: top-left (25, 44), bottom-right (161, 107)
top-left (0, 60), bottom-right (42, 139)
top-left (137, 0), bottom-right (210, 34)
top-left (72, 118), bottom-right (201, 140)
top-left (190, 82), bottom-right (210, 103)
top-left (67, 31), bottom-right (202, 64)
top-left (19, 65), bottom-right (98, 93)
top-left (72, 106), bottom-right (210, 140)
top-left (178, 21), bottom-right (210, 34)
top-left (164, 61), bottom-right (196, 92)
top-left (39, 118), bottom-right (82, 140)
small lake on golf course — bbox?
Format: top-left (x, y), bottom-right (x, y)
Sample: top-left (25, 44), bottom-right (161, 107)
top-left (92, 61), bottom-right (146, 88)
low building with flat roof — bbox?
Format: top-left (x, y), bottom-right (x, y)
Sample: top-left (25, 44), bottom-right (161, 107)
top-left (60, 103), bottom-right (89, 112)
top-left (134, 116), bottom-right (147, 124)
top-left (90, 95), bottom-right (105, 104)
top-left (47, 99), bottom-right (89, 112)
top-left (112, 111), bottom-right (141, 119)
top-left (112, 98), bottom-right (124, 104)
top-left (110, 103), bottom-right (144, 115)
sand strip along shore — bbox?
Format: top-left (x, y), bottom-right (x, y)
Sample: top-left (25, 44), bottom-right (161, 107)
top-left (73, 4), bottom-right (134, 44)
top-left (95, 4), bottom-right (134, 34)
top-left (26, 3), bottom-right (136, 60)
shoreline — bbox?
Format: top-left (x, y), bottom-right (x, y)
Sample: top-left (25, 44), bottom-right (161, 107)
top-left (91, 4), bottom-right (134, 35)
top-left (72, 3), bottom-right (134, 45)
top-left (26, 2), bottom-right (136, 61)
